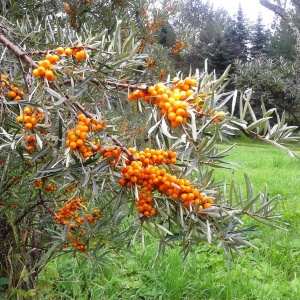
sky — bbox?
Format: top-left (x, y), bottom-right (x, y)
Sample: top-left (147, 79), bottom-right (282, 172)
top-left (211, 0), bottom-right (276, 25)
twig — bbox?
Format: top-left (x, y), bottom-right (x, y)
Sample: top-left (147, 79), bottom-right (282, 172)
top-left (107, 134), bottom-right (137, 161)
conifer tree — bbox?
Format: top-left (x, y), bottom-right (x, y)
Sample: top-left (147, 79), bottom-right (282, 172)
top-left (250, 14), bottom-right (270, 58)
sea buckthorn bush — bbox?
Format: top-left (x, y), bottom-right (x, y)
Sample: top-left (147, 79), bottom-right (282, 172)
top-left (0, 1), bottom-right (299, 298)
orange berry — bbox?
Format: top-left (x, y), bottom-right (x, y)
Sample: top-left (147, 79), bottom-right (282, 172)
top-left (189, 79), bottom-right (197, 86)
top-left (81, 125), bottom-right (89, 132)
top-left (56, 47), bottom-right (65, 54)
top-left (170, 121), bottom-right (179, 128)
top-left (16, 115), bottom-right (23, 122)
top-left (69, 141), bottom-right (77, 149)
top-left (25, 123), bottom-right (33, 130)
top-left (76, 139), bottom-right (84, 147)
top-left (64, 48), bottom-right (73, 56)
top-left (75, 50), bottom-right (86, 61)
top-left (52, 54), bottom-right (60, 63)
top-left (7, 91), bottom-right (16, 98)
top-left (203, 203), bottom-right (211, 209)
top-left (175, 115), bottom-right (184, 123)
top-left (30, 117), bottom-right (38, 124)
top-left (41, 60), bottom-right (51, 69)
top-left (77, 113), bottom-right (86, 121)
top-left (23, 107), bottom-right (31, 115)
top-left (24, 116), bottom-right (31, 123)
top-left (79, 132), bottom-right (87, 140)
top-left (167, 112), bottom-right (176, 121)
top-left (44, 70), bottom-right (55, 81)
top-left (36, 67), bottom-right (46, 77)
top-left (14, 96), bottom-right (21, 101)
top-left (64, 5), bottom-right (72, 13)
top-left (32, 68), bottom-right (40, 77)
top-left (45, 54), bottom-right (54, 63)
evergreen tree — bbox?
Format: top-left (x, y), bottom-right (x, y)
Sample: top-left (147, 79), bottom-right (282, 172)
top-left (208, 32), bottom-right (233, 75)
top-left (231, 4), bottom-right (249, 61)
top-left (250, 14), bottom-right (270, 58)
top-left (174, 0), bottom-right (229, 72)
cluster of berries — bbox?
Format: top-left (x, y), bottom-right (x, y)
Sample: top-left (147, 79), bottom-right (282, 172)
top-left (25, 135), bottom-right (37, 152)
top-left (32, 53), bottom-right (60, 81)
top-left (54, 197), bottom-right (101, 252)
top-left (56, 45), bottom-right (86, 61)
top-left (16, 106), bottom-right (44, 131)
top-left (33, 179), bottom-right (57, 191)
top-left (128, 77), bottom-right (227, 125)
top-left (118, 148), bottom-right (213, 217)
top-left (1, 74), bottom-right (25, 101)
top-left (172, 39), bottom-right (185, 54)
top-left (66, 113), bottom-right (105, 159)
top-left (128, 77), bottom-right (197, 128)
top-left (32, 45), bottom-right (86, 81)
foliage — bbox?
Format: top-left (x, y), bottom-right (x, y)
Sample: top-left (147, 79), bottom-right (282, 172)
top-left (30, 142), bottom-right (300, 299)
top-left (268, 18), bottom-right (296, 60)
top-left (0, 0), bottom-right (299, 299)
top-left (233, 55), bottom-right (300, 125)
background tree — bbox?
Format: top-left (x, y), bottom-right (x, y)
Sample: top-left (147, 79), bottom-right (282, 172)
top-left (250, 14), bottom-right (271, 58)
top-left (173, 0), bottom-right (230, 73)
top-left (232, 56), bottom-right (300, 124)
top-left (231, 5), bottom-right (249, 62)
top-left (267, 18), bottom-right (296, 59)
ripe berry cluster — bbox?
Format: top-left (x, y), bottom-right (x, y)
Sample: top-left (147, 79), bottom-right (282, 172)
top-left (1, 74), bottom-right (25, 101)
top-left (118, 148), bottom-right (213, 217)
top-left (56, 44), bottom-right (87, 61)
top-left (65, 113), bottom-right (105, 159)
top-left (32, 53), bottom-right (59, 81)
top-left (128, 77), bottom-right (197, 128)
top-left (32, 45), bottom-right (86, 81)
top-left (16, 106), bottom-right (44, 131)
top-left (54, 197), bottom-right (101, 252)
top-left (128, 77), bottom-right (227, 125)
top-left (33, 179), bottom-right (56, 191)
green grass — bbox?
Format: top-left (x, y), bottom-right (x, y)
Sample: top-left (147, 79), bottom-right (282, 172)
top-left (38, 141), bottom-right (300, 300)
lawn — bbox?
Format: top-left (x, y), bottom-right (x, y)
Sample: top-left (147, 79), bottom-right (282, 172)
top-left (38, 141), bottom-right (300, 299)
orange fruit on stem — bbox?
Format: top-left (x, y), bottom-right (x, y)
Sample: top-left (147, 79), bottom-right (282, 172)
top-left (7, 91), bottom-right (16, 98)
top-left (56, 47), bottom-right (65, 54)
top-left (45, 70), bottom-right (55, 81)
top-left (64, 48), bottom-right (73, 56)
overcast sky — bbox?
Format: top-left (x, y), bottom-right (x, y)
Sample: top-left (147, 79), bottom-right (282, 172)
top-left (210, 0), bottom-right (275, 25)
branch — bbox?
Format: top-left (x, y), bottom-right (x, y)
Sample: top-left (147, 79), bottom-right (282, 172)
top-left (259, 0), bottom-right (300, 51)
top-left (105, 80), bottom-right (148, 92)
top-left (0, 35), bottom-right (38, 69)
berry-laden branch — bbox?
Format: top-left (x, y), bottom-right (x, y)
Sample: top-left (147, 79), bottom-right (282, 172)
top-left (0, 35), bottom-right (38, 69)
